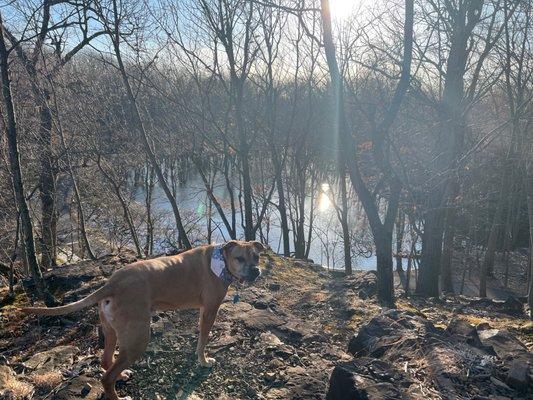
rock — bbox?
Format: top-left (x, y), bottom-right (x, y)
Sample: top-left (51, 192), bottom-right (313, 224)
top-left (250, 299), bottom-right (270, 310)
top-left (506, 359), bottom-right (529, 389)
top-left (23, 345), bottom-right (80, 373)
top-left (502, 296), bottom-right (523, 315)
top-left (348, 310), bottom-right (435, 357)
top-left (212, 334), bottom-right (240, 349)
top-left (477, 322), bottom-right (492, 331)
top-left (478, 329), bottom-right (528, 359)
top-left (353, 272), bottom-right (377, 299)
top-left (469, 297), bottom-right (524, 316)
top-left (326, 358), bottom-right (407, 399)
top-left (267, 283), bottom-right (280, 291)
top-left (238, 308), bottom-right (286, 331)
top-left (258, 331), bottom-right (284, 349)
top-left (446, 317), bottom-right (483, 348)
top-left (490, 376), bottom-right (511, 391)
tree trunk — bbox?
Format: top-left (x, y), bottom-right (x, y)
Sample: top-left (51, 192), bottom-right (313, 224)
top-left (0, 15), bottom-right (55, 305)
top-left (97, 160), bottom-right (143, 258)
top-left (51, 78), bottom-right (96, 260)
top-left (440, 179), bottom-right (459, 293)
top-left (38, 96), bottom-right (57, 270)
top-left (320, 0), bottom-right (412, 305)
top-left (144, 166), bottom-right (155, 256)
top-left (418, 0), bottom-right (482, 298)
top-left (481, 172), bottom-right (508, 288)
top-left (233, 82), bottom-right (255, 241)
top-left (274, 157), bottom-right (290, 256)
top-left (339, 168), bottom-right (352, 274)
top-left (395, 211), bottom-right (405, 272)
top-left (109, 1), bottom-right (191, 249)
top-left (526, 160), bottom-right (533, 319)
top-left (418, 189), bottom-right (445, 297)
top-left (376, 229), bottom-right (394, 305)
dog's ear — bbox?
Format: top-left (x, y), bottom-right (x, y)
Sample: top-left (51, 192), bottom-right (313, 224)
top-left (251, 241), bottom-right (266, 253)
top-left (223, 240), bottom-right (239, 255)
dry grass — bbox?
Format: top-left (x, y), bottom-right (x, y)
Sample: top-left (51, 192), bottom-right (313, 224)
top-left (30, 371), bottom-right (63, 391)
top-left (0, 377), bottom-right (34, 399)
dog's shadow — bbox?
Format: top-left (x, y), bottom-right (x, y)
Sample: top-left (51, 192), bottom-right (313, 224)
top-left (171, 356), bottom-right (213, 400)
top-left (135, 346), bottom-right (212, 400)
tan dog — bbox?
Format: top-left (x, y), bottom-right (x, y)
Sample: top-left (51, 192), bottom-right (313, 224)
top-left (22, 240), bottom-right (265, 400)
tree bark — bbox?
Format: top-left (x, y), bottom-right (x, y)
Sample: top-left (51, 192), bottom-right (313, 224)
top-left (50, 78), bottom-right (96, 260)
top-left (395, 211), bottom-right (405, 272)
top-left (418, 0), bottom-right (482, 298)
top-left (526, 168), bottom-right (533, 320)
top-left (440, 205), bottom-right (456, 293)
top-left (0, 14), bottom-right (55, 305)
top-left (320, 0), bottom-right (412, 305)
top-left (107, 0), bottom-right (191, 249)
top-left (97, 159), bottom-right (143, 258)
top-left (38, 95), bottom-right (57, 269)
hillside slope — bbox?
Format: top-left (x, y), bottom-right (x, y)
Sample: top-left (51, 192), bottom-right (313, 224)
top-left (1, 252), bottom-right (532, 399)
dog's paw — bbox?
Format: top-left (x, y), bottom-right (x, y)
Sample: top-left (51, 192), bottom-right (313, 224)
top-left (118, 369), bottom-right (133, 382)
top-left (198, 357), bottom-right (216, 368)
top-left (118, 397), bottom-right (133, 400)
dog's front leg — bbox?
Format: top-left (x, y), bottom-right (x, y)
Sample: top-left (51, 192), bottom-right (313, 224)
top-left (196, 306), bottom-right (219, 367)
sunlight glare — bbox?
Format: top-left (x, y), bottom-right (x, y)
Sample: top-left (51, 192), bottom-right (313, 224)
top-left (318, 183), bottom-right (332, 212)
top-left (330, 0), bottom-right (356, 21)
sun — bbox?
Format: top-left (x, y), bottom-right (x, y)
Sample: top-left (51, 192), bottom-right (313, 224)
top-left (330, 0), bottom-right (356, 21)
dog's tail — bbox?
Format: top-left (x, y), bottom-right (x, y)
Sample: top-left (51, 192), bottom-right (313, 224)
top-left (21, 284), bottom-right (113, 316)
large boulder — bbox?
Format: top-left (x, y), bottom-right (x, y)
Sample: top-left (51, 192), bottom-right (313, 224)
top-left (477, 329), bottom-right (529, 359)
top-left (347, 310), bottom-right (436, 357)
top-left (326, 358), bottom-right (409, 400)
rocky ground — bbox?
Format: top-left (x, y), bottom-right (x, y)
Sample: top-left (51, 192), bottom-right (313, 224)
top-left (0, 252), bottom-right (532, 399)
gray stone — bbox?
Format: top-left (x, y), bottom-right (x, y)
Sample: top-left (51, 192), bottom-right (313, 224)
top-left (54, 376), bottom-right (105, 400)
top-left (327, 358), bottom-right (408, 400)
top-left (23, 345), bottom-right (80, 373)
top-left (506, 359), bottom-right (529, 389)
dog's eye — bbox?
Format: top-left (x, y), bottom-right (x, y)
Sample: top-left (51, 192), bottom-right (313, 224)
top-left (236, 257), bottom-right (245, 263)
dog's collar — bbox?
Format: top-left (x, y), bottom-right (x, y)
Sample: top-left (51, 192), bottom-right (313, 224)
top-left (211, 244), bottom-right (235, 285)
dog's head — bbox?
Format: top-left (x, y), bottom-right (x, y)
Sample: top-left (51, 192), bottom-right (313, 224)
top-left (223, 240), bottom-right (266, 283)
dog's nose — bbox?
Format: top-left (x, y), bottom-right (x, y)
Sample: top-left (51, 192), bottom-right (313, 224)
top-left (249, 266), bottom-right (261, 280)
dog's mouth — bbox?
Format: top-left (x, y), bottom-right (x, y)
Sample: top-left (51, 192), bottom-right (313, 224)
top-left (242, 267), bottom-right (261, 284)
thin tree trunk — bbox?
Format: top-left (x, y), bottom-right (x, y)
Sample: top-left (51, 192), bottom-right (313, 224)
top-left (144, 165), bottom-right (155, 256)
top-left (339, 168), bottom-right (352, 274)
top-left (97, 159), bottom-right (143, 258)
top-left (50, 78), bottom-right (96, 260)
top-left (38, 95), bottom-right (57, 270)
top-left (525, 160), bottom-right (533, 319)
top-left (481, 173), bottom-right (508, 290)
top-left (395, 211), bottom-right (405, 272)
top-left (419, 0), bottom-right (483, 298)
top-left (108, 0), bottom-right (191, 249)
top-left (0, 15), bottom-right (55, 305)
top-left (440, 180), bottom-right (459, 293)
top-left (320, 0), bottom-right (412, 305)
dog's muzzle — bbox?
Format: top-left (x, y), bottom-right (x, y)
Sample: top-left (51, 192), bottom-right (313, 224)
top-left (245, 266), bottom-right (261, 283)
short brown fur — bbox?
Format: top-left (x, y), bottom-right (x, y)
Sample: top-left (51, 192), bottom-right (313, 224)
top-left (21, 241), bottom-right (265, 400)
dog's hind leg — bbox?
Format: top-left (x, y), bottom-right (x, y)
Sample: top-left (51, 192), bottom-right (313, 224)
top-left (101, 318), bottom-right (150, 400)
top-left (99, 305), bottom-right (117, 371)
